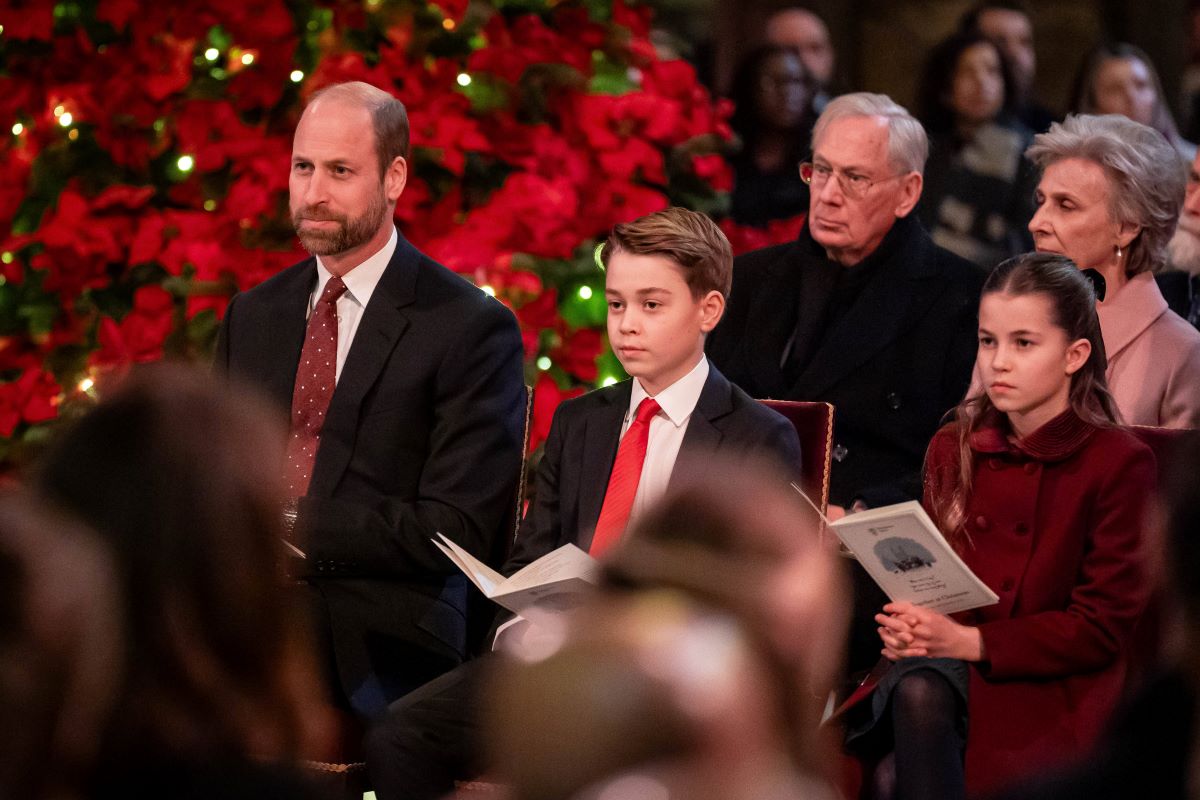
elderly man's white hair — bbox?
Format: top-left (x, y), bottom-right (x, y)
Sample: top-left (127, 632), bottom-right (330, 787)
top-left (811, 92), bottom-right (929, 176)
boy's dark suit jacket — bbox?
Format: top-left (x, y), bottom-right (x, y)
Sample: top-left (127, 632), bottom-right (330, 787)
top-left (505, 363), bottom-right (802, 574)
top-left (214, 229), bottom-right (526, 717)
top-left (363, 363), bottom-right (802, 800)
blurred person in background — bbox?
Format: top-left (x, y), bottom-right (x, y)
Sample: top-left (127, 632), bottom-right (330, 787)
top-left (0, 496), bottom-right (121, 800)
top-left (1160, 147), bottom-right (1200, 328)
top-left (764, 6), bottom-right (838, 113)
top-left (728, 45), bottom-right (817, 227)
top-left (959, 0), bottom-right (1056, 133)
top-left (916, 31), bottom-right (1036, 267)
top-left (33, 366), bottom-right (332, 799)
top-left (1071, 43), bottom-right (1196, 163)
top-left (1026, 113), bottom-right (1200, 427)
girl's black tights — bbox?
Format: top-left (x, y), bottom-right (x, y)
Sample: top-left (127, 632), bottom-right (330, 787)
top-left (869, 668), bottom-right (966, 800)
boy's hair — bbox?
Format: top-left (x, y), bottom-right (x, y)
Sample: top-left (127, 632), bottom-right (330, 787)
top-left (599, 207), bottom-right (733, 299)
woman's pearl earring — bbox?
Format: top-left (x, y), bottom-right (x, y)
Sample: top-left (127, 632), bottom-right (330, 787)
top-left (1116, 244), bottom-right (1123, 260)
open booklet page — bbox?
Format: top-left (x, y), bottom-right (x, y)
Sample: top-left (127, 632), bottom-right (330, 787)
top-left (831, 501), bottom-right (999, 615)
top-left (433, 533), bottom-right (600, 619)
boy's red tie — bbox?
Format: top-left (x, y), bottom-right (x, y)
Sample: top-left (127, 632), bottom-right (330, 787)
top-left (589, 397), bottom-right (661, 557)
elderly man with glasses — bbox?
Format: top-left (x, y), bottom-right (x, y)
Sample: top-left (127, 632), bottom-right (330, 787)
top-left (707, 92), bottom-right (985, 673)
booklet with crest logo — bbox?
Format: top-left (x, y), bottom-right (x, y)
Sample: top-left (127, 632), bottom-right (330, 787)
top-left (830, 501), bottom-right (998, 614)
top-left (432, 533), bottom-right (600, 619)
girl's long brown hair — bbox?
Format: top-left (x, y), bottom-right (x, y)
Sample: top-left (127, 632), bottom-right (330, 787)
top-left (929, 253), bottom-right (1122, 544)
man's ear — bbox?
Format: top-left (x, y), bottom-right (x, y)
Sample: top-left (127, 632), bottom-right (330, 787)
top-left (1065, 337), bottom-right (1092, 376)
top-left (385, 156), bottom-right (408, 203)
top-left (894, 171), bottom-right (923, 218)
top-left (698, 289), bottom-right (726, 333)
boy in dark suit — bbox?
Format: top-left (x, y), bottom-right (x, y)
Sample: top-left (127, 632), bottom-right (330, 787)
top-left (364, 207), bottom-right (803, 800)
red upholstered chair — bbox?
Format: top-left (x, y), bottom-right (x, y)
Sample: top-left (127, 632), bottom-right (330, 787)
top-left (1127, 424), bottom-right (1200, 688)
top-left (758, 399), bottom-right (835, 538)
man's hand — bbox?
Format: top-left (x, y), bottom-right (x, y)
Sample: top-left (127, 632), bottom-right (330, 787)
top-left (875, 600), bottom-right (984, 662)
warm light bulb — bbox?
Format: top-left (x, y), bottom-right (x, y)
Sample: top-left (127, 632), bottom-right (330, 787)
top-left (577, 285), bottom-right (592, 300)
top-left (456, 73), bottom-right (472, 87)
top-left (177, 154), bottom-right (195, 172)
top-left (203, 199), bottom-right (217, 211)
top-left (58, 112), bottom-right (73, 127)
top-left (205, 47), bottom-right (219, 61)
top-left (240, 52), bottom-right (255, 66)
top-left (10, 123), bottom-right (22, 136)
top-left (53, 104), bottom-right (64, 117)
top-left (78, 377), bottom-right (95, 393)
top-left (537, 356), bottom-right (552, 371)
top-left (601, 376), bottom-right (618, 387)
top-left (442, 18), bottom-right (456, 30)
top-left (290, 70), bottom-right (304, 83)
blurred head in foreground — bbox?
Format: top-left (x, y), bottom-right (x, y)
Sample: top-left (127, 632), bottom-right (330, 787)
top-left (33, 365), bottom-right (327, 767)
top-left (0, 495), bottom-right (121, 800)
top-left (485, 461), bottom-right (847, 798)
top-left (486, 592), bottom-right (837, 800)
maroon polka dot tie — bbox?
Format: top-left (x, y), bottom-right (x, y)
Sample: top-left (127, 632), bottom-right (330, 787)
top-left (284, 275), bottom-right (347, 496)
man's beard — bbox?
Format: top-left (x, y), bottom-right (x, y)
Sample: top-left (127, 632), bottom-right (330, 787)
top-left (292, 191), bottom-right (388, 257)
top-left (1167, 218), bottom-right (1200, 276)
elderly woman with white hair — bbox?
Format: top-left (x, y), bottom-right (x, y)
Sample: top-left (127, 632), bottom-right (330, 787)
top-left (1026, 113), bottom-right (1200, 428)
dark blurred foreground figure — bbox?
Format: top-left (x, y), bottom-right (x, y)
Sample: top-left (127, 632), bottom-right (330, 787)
top-left (0, 496), bottom-right (122, 800)
top-left (32, 366), bottom-right (333, 799)
top-left (992, 436), bottom-right (1200, 799)
top-left (483, 462), bottom-right (849, 799)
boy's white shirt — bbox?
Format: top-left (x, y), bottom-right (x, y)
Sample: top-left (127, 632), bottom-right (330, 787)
top-left (624, 354), bottom-right (709, 527)
top-left (492, 354), bottom-right (709, 651)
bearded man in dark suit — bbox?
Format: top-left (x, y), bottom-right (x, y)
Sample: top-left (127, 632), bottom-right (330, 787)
top-left (215, 81), bottom-right (526, 719)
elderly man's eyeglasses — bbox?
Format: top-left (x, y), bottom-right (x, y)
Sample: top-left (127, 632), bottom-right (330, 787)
top-left (799, 161), bottom-right (904, 200)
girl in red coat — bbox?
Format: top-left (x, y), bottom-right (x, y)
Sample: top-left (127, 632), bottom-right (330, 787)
top-left (871, 252), bottom-right (1156, 798)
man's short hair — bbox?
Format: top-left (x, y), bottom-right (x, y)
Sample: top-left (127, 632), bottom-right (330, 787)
top-left (307, 81), bottom-right (410, 178)
top-left (811, 92), bottom-right (929, 175)
top-left (1026, 114), bottom-right (1186, 276)
top-left (600, 208), bottom-right (733, 299)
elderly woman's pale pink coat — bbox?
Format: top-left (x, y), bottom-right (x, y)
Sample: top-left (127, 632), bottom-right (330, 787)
top-left (1098, 271), bottom-right (1200, 428)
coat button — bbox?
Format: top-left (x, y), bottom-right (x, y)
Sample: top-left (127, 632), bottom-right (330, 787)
top-left (1015, 522), bottom-right (1029, 535)
top-left (832, 444), bottom-right (849, 462)
top-left (1023, 462), bottom-right (1038, 475)
top-left (974, 515), bottom-right (989, 530)
top-left (1001, 578), bottom-right (1015, 591)
top-left (885, 391), bottom-right (902, 410)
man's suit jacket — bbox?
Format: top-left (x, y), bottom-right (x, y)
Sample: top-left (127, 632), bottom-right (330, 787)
top-left (505, 363), bottom-right (802, 575)
top-left (706, 215), bottom-right (984, 507)
top-left (214, 230), bottom-right (526, 716)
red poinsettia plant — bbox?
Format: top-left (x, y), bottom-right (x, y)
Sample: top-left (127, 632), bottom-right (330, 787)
top-left (0, 0), bottom-right (800, 466)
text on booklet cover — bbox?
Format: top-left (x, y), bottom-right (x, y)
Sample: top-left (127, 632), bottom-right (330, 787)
top-left (831, 501), bottom-right (999, 614)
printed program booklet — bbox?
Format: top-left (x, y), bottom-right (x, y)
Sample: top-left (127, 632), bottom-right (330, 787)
top-left (433, 533), bottom-right (600, 618)
top-left (830, 501), bottom-right (999, 614)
